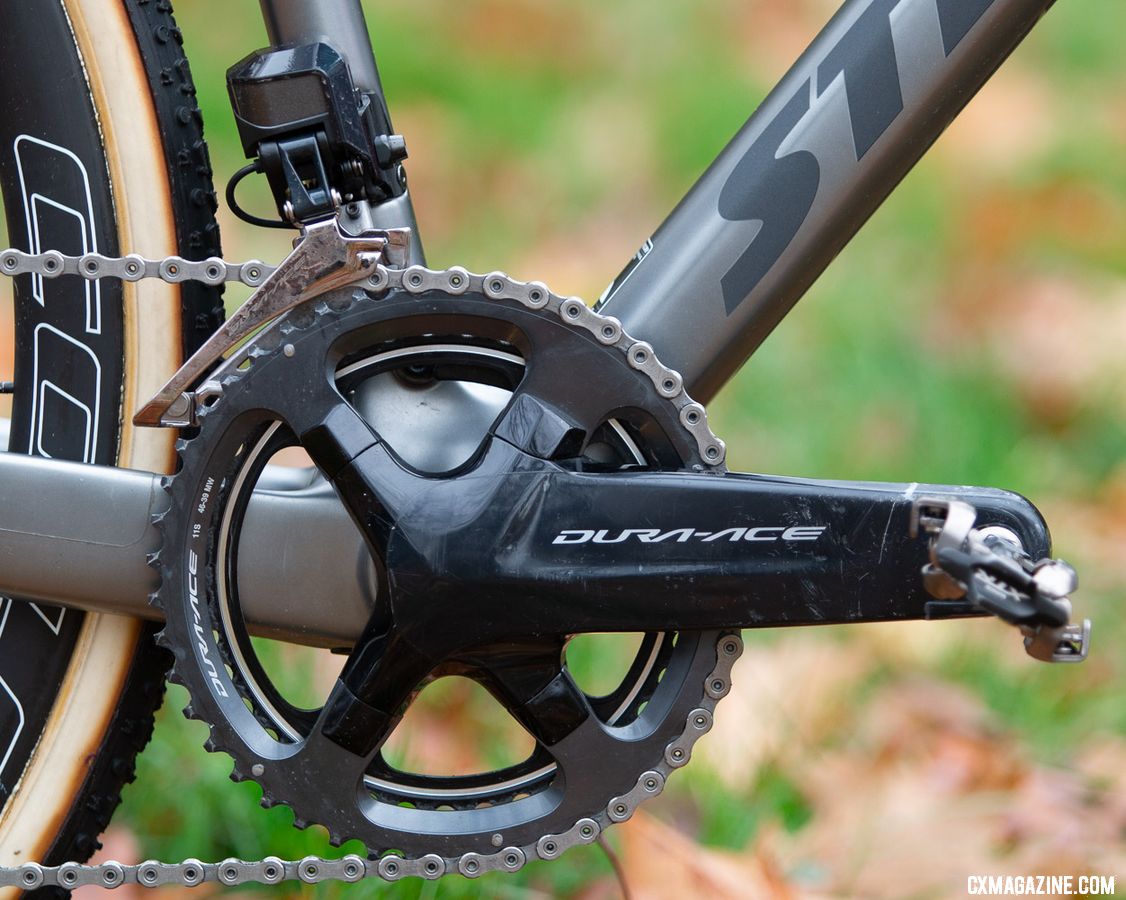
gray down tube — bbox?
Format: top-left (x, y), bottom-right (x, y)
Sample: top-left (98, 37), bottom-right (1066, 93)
top-left (0, 453), bottom-right (373, 648)
top-left (599, 0), bottom-right (1055, 402)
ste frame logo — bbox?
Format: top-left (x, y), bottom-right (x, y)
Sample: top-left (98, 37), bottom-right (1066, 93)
top-left (720, 0), bottom-right (996, 313)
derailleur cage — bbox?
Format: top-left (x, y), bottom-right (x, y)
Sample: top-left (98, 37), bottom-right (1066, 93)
top-left (133, 219), bottom-right (411, 428)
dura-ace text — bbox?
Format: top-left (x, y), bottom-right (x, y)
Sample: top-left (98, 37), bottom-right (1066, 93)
top-left (552, 526), bottom-right (828, 545)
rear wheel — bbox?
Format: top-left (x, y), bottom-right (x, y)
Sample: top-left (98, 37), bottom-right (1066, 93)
top-left (0, 0), bottom-right (222, 882)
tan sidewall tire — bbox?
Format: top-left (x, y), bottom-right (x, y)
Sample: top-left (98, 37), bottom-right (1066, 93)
top-left (0, 0), bottom-right (182, 879)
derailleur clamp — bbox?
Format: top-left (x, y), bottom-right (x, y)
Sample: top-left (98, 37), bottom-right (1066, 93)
top-left (909, 498), bottom-right (1090, 663)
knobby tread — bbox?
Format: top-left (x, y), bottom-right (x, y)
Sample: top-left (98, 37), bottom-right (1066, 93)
top-left (127, 0), bottom-right (226, 357)
top-left (29, 0), bottom-right (224, 895)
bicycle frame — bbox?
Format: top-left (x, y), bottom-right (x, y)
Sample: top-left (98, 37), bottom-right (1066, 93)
top-left (260, 0), bottom-right (1056, 401)
top-left (0, 0), bottom-right (1065, 642)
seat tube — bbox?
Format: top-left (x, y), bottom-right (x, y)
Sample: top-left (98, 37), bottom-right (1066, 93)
top-left (258, 0), bottom-right (382, 93)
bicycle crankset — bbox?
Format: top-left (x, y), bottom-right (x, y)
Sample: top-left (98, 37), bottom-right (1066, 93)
top-left (150, 222), bottom-right (1086, 880)
top-left (154, 253), bottom-right (739, 873)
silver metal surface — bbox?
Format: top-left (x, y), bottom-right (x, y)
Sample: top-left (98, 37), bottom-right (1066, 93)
top-left (1023, 619), bottom-right (1091, 663)
top-left (0, 455), bottom-right (167, 616)
top-left (349, 353), bottom-right (514, 473)
top-left (1032, 558), bottom-right (1079, 600)
top-left (133, 220), bottom-right (405, 427)
top-left (0, 452), bottom-right (372, 647)
top-left (340, 194), bottom-right (426, 265)
top-left (238, 480), bottom-right (376, 647)
top-left (0, 247), bottom-right (273, 287)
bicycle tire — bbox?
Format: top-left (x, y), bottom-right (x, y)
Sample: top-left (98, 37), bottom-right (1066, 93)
top-left (0, 0), bottom-right (222, 891)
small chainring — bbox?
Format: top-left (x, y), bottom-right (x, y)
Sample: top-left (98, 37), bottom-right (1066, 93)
top-left (155, 264), bottom-right (737, 873)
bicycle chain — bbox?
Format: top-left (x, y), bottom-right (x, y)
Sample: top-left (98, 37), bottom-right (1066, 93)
top-left (0, 243), bottom-right (736, 887)
top-left (0, 247), bottom-right (274, 287)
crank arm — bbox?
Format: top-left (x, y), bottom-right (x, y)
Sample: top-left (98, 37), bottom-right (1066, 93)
top-left (315, 440), bottom-right (1054, 757)
top-left (328, 439), bottom-right (1052, 646)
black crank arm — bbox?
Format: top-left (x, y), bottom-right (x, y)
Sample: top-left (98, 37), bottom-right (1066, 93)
top-left (369, 446), bottom-right (1050, 647)
top-left (317, 437), bottom-right (1051, 754)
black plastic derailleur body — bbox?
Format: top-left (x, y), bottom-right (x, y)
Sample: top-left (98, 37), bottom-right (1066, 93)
top-left (227, 42), bottom-right (408, 224)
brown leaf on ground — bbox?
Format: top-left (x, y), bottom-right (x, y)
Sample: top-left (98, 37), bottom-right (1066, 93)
top-left (926, 274), bottom-right (1126, 426)
top-left (390, 104), bottom-right (477, 251)
top-left (959, 182), bottom-right (1123, 268)
top-left (1109, 94), bottom-right (1126, 147)
top-left (1042, 476), bottom-right (1126, 590)
top-left (775, 679), bottom-right (1126, 897)
top-left (737, 2), bottom-right (838, 81)
top-left (615, 811), bottom-right (809, 900)
top-left (847, 617), bottom-right (1014, 670)
top-left (1076, 738), bottom-right (1126, 801)
top-left (458, 0), bottom-right (592, 70)
top-left (512, 200), bottom-right (665, 301)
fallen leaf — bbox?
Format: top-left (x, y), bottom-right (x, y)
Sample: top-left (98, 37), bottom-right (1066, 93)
top-left (615, 811), bottom-right (809, 900)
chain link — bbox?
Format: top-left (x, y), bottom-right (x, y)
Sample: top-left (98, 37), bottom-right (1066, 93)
top-left (0, 247), bottom-right (275, 287)
top-left (0, 238), bottom-right (735, 886)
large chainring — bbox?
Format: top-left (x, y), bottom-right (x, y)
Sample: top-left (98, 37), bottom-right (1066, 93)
top-left (155, 263), bottom-right (740, 875)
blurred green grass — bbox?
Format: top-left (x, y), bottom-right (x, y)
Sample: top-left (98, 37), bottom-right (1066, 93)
top-left (113, 0), bottom-right (1125, 895)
